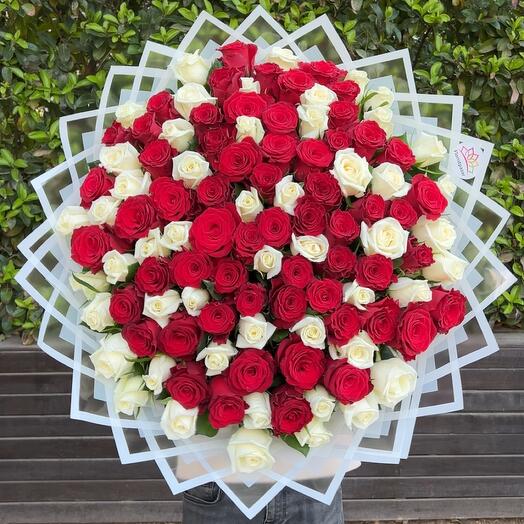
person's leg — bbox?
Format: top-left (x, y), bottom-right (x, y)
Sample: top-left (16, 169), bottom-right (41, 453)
top-left (278, 486), bottom-right (344, 524)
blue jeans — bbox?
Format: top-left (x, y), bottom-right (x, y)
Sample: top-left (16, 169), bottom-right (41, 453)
top-left (182, 482), bottom-right (343, 523)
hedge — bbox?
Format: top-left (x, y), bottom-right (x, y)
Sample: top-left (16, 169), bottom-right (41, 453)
top-left (0, 0), bottom-right (523, 343)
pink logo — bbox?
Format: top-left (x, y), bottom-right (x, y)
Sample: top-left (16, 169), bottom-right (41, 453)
top-left (458, 145), bottom-right (479, 175)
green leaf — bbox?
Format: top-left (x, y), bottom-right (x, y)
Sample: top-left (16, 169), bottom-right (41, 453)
top-left (281, 434), bottom-right (309, 457)
top-left (196, 413), bottom-right (218, 437)
top-left (71, 273), bottom-right (100, 294)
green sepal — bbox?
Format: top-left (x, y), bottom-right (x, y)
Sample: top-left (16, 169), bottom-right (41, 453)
top-left (281, 434), bottom-right (310, 457)
top-left (196, 413), bottom-right (218, 437)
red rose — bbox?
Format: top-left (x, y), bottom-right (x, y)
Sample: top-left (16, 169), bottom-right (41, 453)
top-left (257, 207), bottom-right (292, 248)
top-left (350, 193), bottom-right (386, 226)
top-left (198, 126), bottom-right (235, 161)
top-left (260, 133), bottom-right (298, 164)
top-left (102, 121), bottom-right (130, 145)
top-left (328, 210), bottom-right (359, 243)
top-left (304, 171), bottom-right (342, 208)
top-left (262, 102), bottom-right (298, 134)
top-left (296, 139), bottom-right (334, 169)
top-left (329, 80), bottom-right (360, 101)
top-left (134, 256), bottom-right (171, 295)
top-left (325, 129), bottom-right (351, 151)
top-left (393, 303), bottom-right (437, 360)
top-left (323, 358), bottom-right (373, 404)
top-left (351, 120), bottom-right (387, 160)
top-left (170, 251), bottom-right (213, 288)
top-left (227, 349), bottom-right (275, 395)
top-left (223, 91), bottom-right (268, 123)
top-left (281, 255), bottom-right (314, 288)
top-left (325, 304), bottom-right (360, 346)
top-left (328, 100), bottom-right (359, 130)
top-left (80, 166), bottom-right (113, 208)
top-left (122, 318), bottom-right (161, 357)
top-left (109, 285), bottom-right (143, 324)
top-left (277, 69), bottom-right (315, 104)
top-left (300, 61), bottom-right (345, 85)
top-left (271, 385), bottom-right (313, 435)
top-left (426, 286), bottom-right (466, 334)
top-left (208, 376), bottom-right (246, 429)
top-left (322, 245), bottom-right (356, 279)
top-left (208, 67), bottom-right (243, 104)
top-left (160, 312), bottom-right (202, 359)
top-left (235, 282), bottom-right (266, 317)
top-left (360, 297), bottom-right (400, 344)
top-left (250, 163), bottom-right (283, 201)
top-left (306, 278), bottom-right (343, 313)
top-left (276, 336), bottom-right (326, 390)
top-left (165, 362), bottom-right (208, 409)
top-left (146, 90), bottom-right (178, 123)
top-left (270, 284), bottom-right (307, 328)
top-left (219, 41), bottom-right (257, 74)
top-left (355, 254), bottom-right (395, 291)
top-left (374, 137), bottom-right (416, 172)
top-left (254, 63), bottom-right (283, 99)
top-left (138, 139), bottom-right (175, 179)
top-left (388, 198), bottom-right (418, 228)
top-left (70, 225), bottom-right (111, 272)
top-left (149, 177), bottom-right (191, 221)
top-left (213, 258), bottom-right (248, 294)
top-left (233, 222), bottom-right (264, 263)
top-left (406, 174), bottom-right (447, 220)
top-left (196, 174), bottom-right (231, 207)
top-left (198, 302), bottom-right (236, 339)
top-left (131, 112), bottom-right (162, 145)
top-left (293, 197), bottom-right (326, 236)
top-left (190, 207), bottom-right (237, 258)
top-left (218, 137), bottom-right (262, 182)
top-left (401, 237), bottom-right (434, 273)
top-left (190, 103), bottom-right (222, 127)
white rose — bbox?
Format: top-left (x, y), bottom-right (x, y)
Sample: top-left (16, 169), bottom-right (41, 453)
top-left (102, 250), bottom-right (137, 284)
top-left (236, 187), bottom-right (263, 222)
top-left (330, 148), bottom-right (371, 197)
top-left (81, 292), bottom-right (113, 332)
top-left (196, 340), bottom-right (238, 376)
top-left (364, 107), bottom-right (394, 137)
top-left (236, 116), bottom-right (265, 144)
top-left (227, 428), bottom-right (275, 473)
top-left (113, 375), bottom-right (150, 416)
top-left (161, 399), bottom-right (198, 440)
top-left (239, 77), bottom-right (260, 93)
top-left (295, 417), bottom-right (333, 448)
top-left (172, 150), bottom-right (211, 189)
top-left (160, 221), bottom-right (192, 252)
top-left (364, 86), bottom-right (394, 111)
top-left (329, 330), bottom-right (377, 369)
top-left (69, 270), bottom-right (110, 299)
top-left (143, 290), bottom-right (182, 327)
top-left (343, 281), bottom-right (375, 310)
top-left (300, 83), bottom-right (337, 107)
top-left (304, 385), bottom-right (335, 422)
top-left (243, 392), bottom-right (271, 429)
top-left (111, 170), bottom-right (151, 200)
top-left (412, 216), bottom-right (456, 253)
top-left (422, 251), bottom-right (468, 283)
top-left (291, 233), bottom-right (329, 263)
top-left (274, 175), bottom-right (304, 215)
top-left (88, 196), bottom-right (120, 226)
top-left (254, 245), bottom-right (283, 279)
top-left (297, 104), bottom-right (329, 139)
top-left (264, 47), bottom-right (299, 70)
top-left (437, 174), bottom-right (457, 199)
top-left (340, 392), bottom-right (379, 430)
top-left (55, 206), bottom-right (90, 235)
top-left (159, 119), bottom-right (195, 152)
top-left (99, 142), bottom-right (141, 173)
top-left (134, 228), bottom-right (169, 263)
top-left (361, 217), bottom-right (409, 259)
top-left (173, 51), bottom-right (211, 85)
top-left (143, 353), bottom-right (176, 395)
top-left (115, 101), bottom-right (146, 128)
top-left (181, 286), bottom-right (210, 317)
top-left (290, 316), bottom-right (326, 349)
top-left (236, 314), bottom-right (276, 350)
top-left (371, 162), bottom-right (410, 200)
top-left (89, 333), bottom-right (135, 380)
top-left (371, 357), bottom-right (417, 408)
top-left (387, 277), bottom-right (432, 307)
top-left (173, 83), bottom-right (216, 120)
top-left (412, 132), bottom-right (447, 167)
top-left (345, 69), bottom-right (368, 101)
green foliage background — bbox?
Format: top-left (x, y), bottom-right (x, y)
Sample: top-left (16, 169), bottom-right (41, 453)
top-left (0, 0), bottom-right (523, 342)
